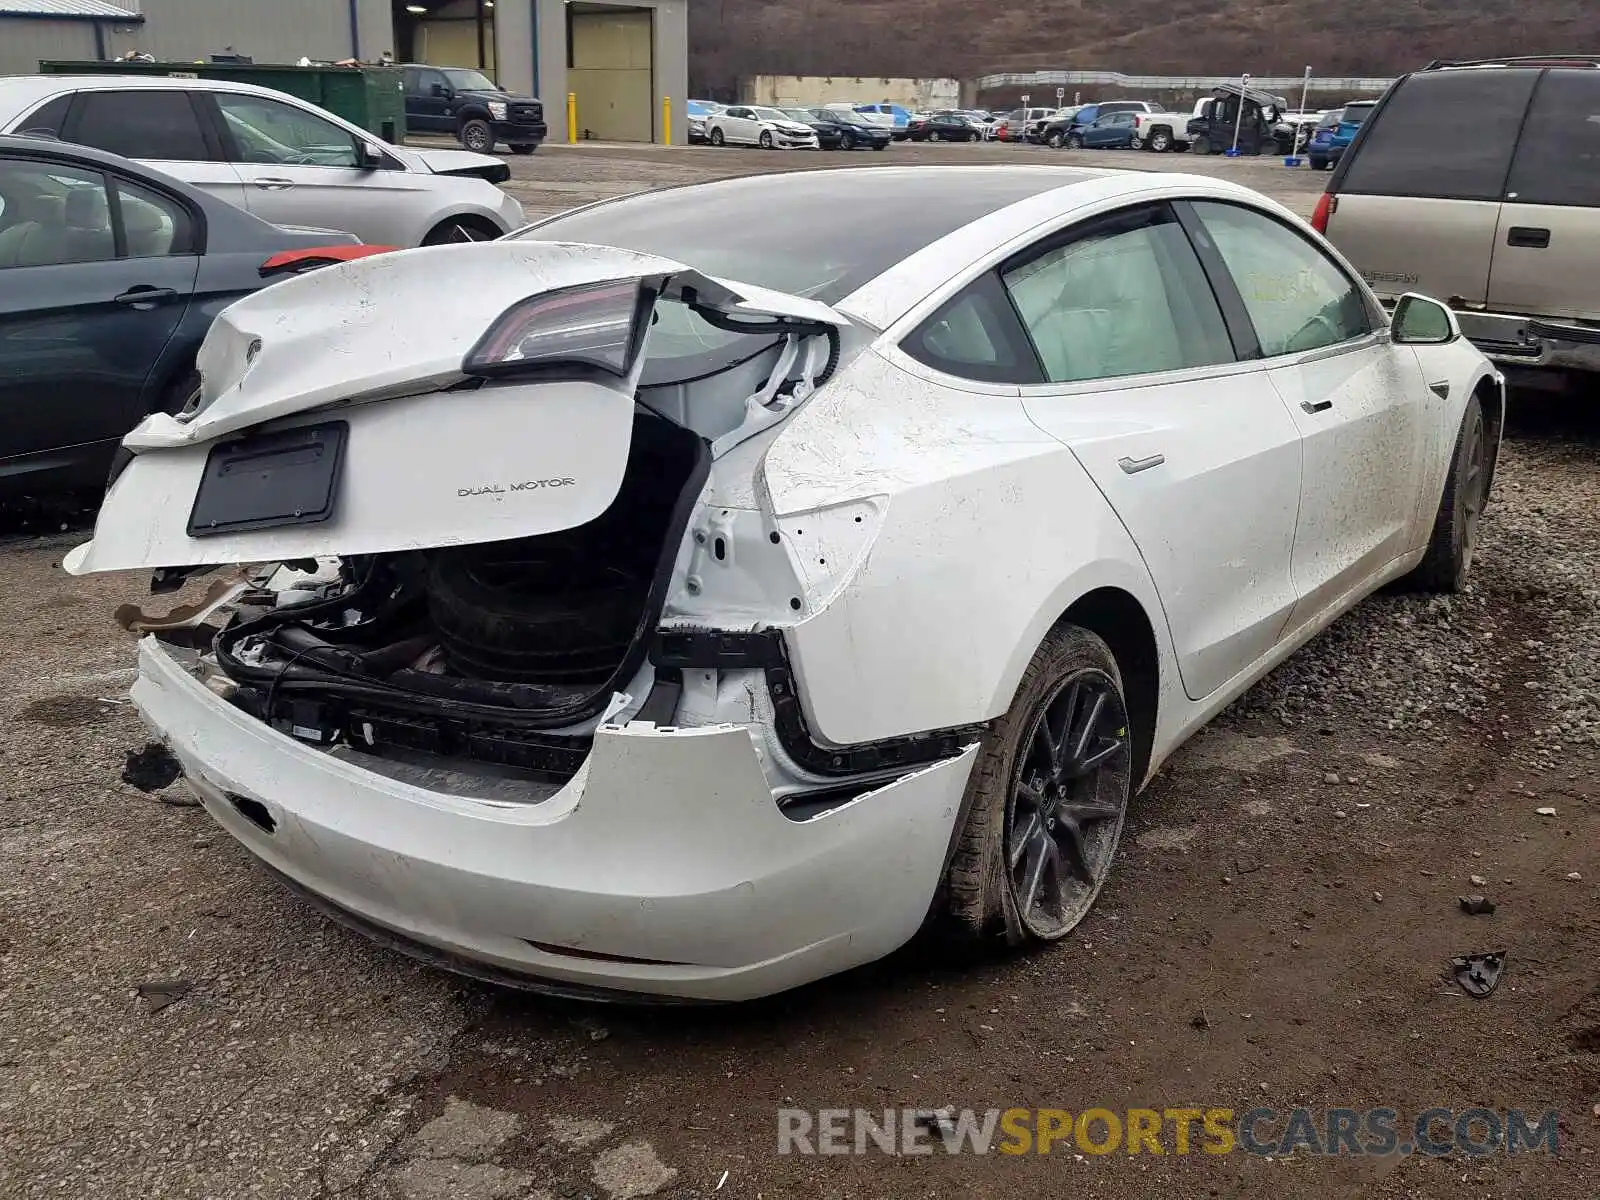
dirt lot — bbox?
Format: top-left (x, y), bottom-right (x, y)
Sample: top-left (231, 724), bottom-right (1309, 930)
top-left (2, 143), bottom-right (1597, 1200)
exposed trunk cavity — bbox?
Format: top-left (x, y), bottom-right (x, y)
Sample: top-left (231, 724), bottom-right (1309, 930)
top-left (209, 409), bottom-right (708, 779)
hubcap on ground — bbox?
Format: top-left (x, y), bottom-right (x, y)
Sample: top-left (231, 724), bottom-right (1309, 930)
top-left (1459, 406), bottom-right (1489, 571)
top-left (1004, 670), bottom-right (1131, 940)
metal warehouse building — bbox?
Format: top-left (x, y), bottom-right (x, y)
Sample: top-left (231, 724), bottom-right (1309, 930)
top-left (0, 0), bottom-right (688, 142)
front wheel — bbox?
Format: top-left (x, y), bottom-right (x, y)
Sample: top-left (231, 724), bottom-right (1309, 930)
top-left (872, 142), bottom-right (888, 151)
top-left (509, 143), bottom-right (536, 155)
top-left (1046, 131), bottom-right (1064, 148)
top-left (1309, 155), bottom-right (1328, 170)
top-left (944, 625), bottom-right (1133, 944)
top-left (929, 130), bottom-right (942, 141)
top-left (709, 127), bottom-right (725, 146)
top-left (1192, 135), bottom-right (1212, 155)
top-left (758, 130), bottom-right (773, 149)
top-left (1148, 131), bottom-right (1172, 152)
top-left (1065, 133), bottom-right (1083, 149)
top-left (1401, 393), bottom-right (1494, 593)
top-left (457, 118), bottom-right (494, 154)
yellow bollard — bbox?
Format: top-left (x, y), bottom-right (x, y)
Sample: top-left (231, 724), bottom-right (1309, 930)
top-left (662, 96), bottom-right (671, 145)
top-left (567, 92), bottom-right (578, 144)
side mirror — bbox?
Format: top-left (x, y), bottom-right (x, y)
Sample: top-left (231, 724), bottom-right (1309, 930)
top-left (359, 141), bottom-right (385, 170)
top-left (430, 83), bottom-right (448, 98)
top-left (1391, 294), bottom-right (1459, 344)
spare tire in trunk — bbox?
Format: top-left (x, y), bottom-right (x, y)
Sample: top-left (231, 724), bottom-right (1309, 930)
top-left (426, 541), bottom-right (646, 684)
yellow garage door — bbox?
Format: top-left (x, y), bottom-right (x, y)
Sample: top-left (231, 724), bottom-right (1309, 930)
top-left (569, 9), bottom-right (653, 143)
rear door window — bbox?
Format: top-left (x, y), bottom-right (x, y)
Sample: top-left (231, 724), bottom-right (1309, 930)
top-left (1002, 203), bottom-right (1237, 383)
top-left (1503, 69), bottom-right (1600, 208)
top-left (71, 90), bottom-right (211, 162)
top-left (1339, 70), bottom-right (1537, 200)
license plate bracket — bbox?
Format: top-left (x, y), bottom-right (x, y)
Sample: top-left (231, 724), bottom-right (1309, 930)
top-left (187, 420), bottom-right (348, 538)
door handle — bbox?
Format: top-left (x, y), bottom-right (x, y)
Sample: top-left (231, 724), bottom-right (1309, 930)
top-left (113, 286), bottom-right (177, 309)
top-left (1300, 399), bottom-right (1334, 414)
top-left (1506, 226), bottom-right (1550, 249)
top-left (253, 177), bottom-right (295, 190)
top-left (1118, 453), bottom-right (1166, 475)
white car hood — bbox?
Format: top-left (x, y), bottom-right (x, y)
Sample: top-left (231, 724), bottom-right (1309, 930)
top-left (408, 146), bottom-right (508, 175)
top-left (771, 122), bottom-right (814, 135)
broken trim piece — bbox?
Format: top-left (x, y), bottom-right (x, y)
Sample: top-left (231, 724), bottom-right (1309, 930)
top-left (651, 628), bottom-right (988, 777)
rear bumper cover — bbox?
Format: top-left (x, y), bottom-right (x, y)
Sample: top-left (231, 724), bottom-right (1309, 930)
top-left (1454, 309), bottom-right (1600, 375)
top-left (132, 638), bottom-right (977, 1002)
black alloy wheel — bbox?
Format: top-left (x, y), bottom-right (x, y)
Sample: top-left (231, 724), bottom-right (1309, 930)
top-left (1002, 668), bottom-right (1131, 939)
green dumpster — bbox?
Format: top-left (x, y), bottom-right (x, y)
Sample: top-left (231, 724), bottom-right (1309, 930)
top-left (37, 61), bottom-right (406, 143)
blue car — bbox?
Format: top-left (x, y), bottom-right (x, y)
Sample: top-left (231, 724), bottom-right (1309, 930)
top-left (853, 103), bottom-right (915, 139)
top-left (1057, 101), bottom-right (1152, 148)
top-left (1308, 101), bottom-right (1375, 170)
top-left (1077, 110), bottom-right (1142, 149)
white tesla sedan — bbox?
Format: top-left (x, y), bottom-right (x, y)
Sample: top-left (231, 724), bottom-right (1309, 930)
top-left (69, 167), bottom-right (1501, 1003)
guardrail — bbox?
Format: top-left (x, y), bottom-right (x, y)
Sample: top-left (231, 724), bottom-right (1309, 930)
top-left (977, 70), bottom-right (1397, 93)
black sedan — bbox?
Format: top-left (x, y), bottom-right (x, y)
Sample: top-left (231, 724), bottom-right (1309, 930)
top-left (0, 135), bottom-right (391, 498)
top-left (801, 108), bottom-right (892, 150)
top-left (905, 111), bottom-right (985, 142)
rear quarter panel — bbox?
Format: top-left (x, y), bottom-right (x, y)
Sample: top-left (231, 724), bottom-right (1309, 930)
top-left (760, 349), bottom-right (1178, 749)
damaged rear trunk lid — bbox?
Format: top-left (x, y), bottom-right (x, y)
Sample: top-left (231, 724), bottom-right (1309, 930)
top-left (65, 240), bottom-right (847, 576)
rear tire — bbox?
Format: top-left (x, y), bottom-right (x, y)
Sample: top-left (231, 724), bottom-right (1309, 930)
top-left (426, 541), bottom-right (643, 685)
top-left (872, 142), bottom-right (887, 150)
top-left (709, 127), bottom-right (725, 146)
top-left (930, 130), bottom-right (942, 141)
top-left (458, 118), bottom-right (494, 153)
top-left (1046, 131), bottom-right (1064, 148)
top-left (1148, 130), bottom-right (1172, 152)
top-left (758, 130), bottom-right (773, 149)
top-left (1309, 155), bottom-right (1329, 170)
top-left (1401, 393), bottom-right (1494, 593)
top-left (1193, 135), bottom-right (1212, 155)
top-left (509, 143), bottom-right (536, 155)
top-left (944, 625), bottom-right (1133, 945)
top-left (1065, 133), bottom-right (1083, 149)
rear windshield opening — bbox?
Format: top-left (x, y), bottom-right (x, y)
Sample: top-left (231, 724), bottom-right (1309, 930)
top-left (1341, 104), bottom-right (1373, 124)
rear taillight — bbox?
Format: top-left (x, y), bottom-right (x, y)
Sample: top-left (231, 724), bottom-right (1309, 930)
top-left (464, 279), bottom-right (654, 379)
top-left (259, 244), bottom-right (397, 278)
top-left (1311, 192), bottom-right (1337, 235)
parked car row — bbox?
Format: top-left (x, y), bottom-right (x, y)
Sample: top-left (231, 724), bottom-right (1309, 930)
top-left (694, 101), bottom-right (1015, 150)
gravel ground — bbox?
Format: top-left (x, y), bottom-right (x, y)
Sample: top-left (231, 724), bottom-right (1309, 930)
top-left (1, 144), bottom-right (1596, 1200)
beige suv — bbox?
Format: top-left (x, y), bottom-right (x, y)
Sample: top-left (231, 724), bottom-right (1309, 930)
top-left (1312, 57), bottom-right (1600, 384)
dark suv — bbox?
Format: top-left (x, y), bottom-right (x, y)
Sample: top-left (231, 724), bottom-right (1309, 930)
top-left (1315, 56), bottom-right (1600, 385)
top-left (401, 65), bottom-right (547, 154)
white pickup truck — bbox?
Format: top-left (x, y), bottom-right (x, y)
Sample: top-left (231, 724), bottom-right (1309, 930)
top-left (1131, 110), bottom-right (1193, 153)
